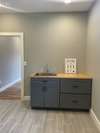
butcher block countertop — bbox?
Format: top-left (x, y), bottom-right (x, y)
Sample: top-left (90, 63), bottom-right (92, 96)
top-left (30, 73), bottom-right (92, 80)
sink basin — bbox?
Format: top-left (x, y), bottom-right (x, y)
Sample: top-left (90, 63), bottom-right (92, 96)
top-left (35, 73), bottom-right (56, 76)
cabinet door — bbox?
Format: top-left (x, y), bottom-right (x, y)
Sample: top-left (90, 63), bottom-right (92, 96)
top-left (31, 81), bottom-right (44, 108)
top-left (45, 87), bottom-right (58, 108)
top-left (31, 78), bottom-right (59, 108)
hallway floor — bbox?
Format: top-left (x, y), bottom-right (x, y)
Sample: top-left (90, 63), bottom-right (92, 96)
top-left (0, 82), bottom-right (21, 100)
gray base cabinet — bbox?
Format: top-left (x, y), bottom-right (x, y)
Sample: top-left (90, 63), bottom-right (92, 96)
top-left (31, 78), bottom-right (92, 110)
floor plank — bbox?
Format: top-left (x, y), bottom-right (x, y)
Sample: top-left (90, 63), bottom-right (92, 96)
top-left (0, 100), bottom-right (99, 133)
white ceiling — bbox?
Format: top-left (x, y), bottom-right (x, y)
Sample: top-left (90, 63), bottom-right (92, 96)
top-left (0, 0), bottom-right (95, 13)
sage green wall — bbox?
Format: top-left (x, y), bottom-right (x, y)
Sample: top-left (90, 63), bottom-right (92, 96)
top-left (87, 0), bottom-right (100, 121)
top-left (0, 13), bottom-right (87, 96)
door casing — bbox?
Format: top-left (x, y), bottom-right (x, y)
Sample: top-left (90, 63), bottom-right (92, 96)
top-left (0, 32), bottom-right (24, 101)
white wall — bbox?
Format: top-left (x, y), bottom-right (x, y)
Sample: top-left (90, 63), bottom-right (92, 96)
top-left (0, 36), bottom-right (21, 89)
top-left (87, 0), bottom-right (100, 121)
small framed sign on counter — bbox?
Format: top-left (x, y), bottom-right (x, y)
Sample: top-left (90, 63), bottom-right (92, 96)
top-left (65, 58), bottom-right (77, 74)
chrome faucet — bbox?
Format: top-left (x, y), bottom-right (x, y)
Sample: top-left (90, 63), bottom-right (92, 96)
top-left (43, 64), bottom-right (49, 73)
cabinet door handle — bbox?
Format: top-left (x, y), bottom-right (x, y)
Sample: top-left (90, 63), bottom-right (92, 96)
top-left (42, 86), bottom-right (47, 92)
top-left (72, 100), bottom-right (78, 104)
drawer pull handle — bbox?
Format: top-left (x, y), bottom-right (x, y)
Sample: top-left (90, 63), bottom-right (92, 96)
top-left (42, 80), bottom-right (48, 83)
top-left (73, 85), bottom-right (79, 88)
top-left (72, 100), bottom-right (78, 103)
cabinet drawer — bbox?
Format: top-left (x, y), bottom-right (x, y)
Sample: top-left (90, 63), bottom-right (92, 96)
top-left (31, 78), bottom-right (59, 88)
top-left (61, 79), bottom-right (92, 94)
top-left (60, 94), bottom-right (91, 109)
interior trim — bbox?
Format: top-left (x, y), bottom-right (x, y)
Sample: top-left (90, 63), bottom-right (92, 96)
top-left (0, 79), bottom-right (21, 93)
top-left (24, 96), bottom-right (30, 101)
top-left (0, 32), bottom-right (24, 101)
top-left (90, 109), bottom-right (100, 131)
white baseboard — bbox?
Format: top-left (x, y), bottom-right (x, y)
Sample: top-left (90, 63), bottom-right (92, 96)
top-left (0, 79), bottom-right (21, 92)
top-left (90, 109), bottom-right (100, 131)
top-left (23, 96), bottom-right (30, 101)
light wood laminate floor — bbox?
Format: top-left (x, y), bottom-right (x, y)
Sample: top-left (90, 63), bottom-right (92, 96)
top-left (0, 100), bottom-right (99, 133)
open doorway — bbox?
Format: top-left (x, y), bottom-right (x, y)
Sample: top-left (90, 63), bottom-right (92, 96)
top-left (0, 33), bottom-right (24, 100)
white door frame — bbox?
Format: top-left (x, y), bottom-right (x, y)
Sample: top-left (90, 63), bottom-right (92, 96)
top-left (0, 32), bottom-right (24, 101)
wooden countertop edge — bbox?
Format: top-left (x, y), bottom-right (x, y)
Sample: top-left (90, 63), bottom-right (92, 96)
top-left (30, 73), bottom-right (92, 79)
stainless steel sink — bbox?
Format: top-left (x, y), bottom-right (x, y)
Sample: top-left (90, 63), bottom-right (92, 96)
top-left (35, 73), bottom-right (56, 76)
